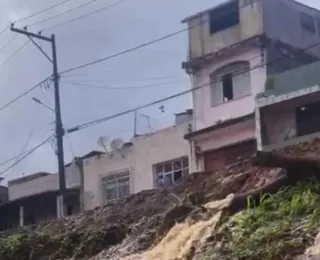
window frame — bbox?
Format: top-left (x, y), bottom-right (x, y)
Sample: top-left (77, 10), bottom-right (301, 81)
top-left (300, 12), bottom-right (316, 33)
top-left (100, 169), bottom-right (131, 204)
top-left (154, 157), bottom-right (189, 188)
top-left (210, 61), bottom-right (251, 106)
top-left (209, 0), bottom-right (239, 34)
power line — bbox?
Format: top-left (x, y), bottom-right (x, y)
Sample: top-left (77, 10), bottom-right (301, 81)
top-left (29, 0), bottom-right (101, 27)
top-left (0, 76), bottom-right (50, 112)
top-left (0, 134), bottom-right (55, 176)
top-left (62, 80), bottom-right (180, 90)
top-left (66, 39), bottom-right (320, 132)
top-left (14, 0), bottom-right (73, 23)
top-left (0, 25), bottom-right (9, 38)
top-left (0, 40), bottom-right (29, 68)
top-left (0, 121), bottom-right (54, 167)
top-left (0, 35), bottom-right (18, 54)
top-left (59, 0), bottom-right (260, 75)
top-left (42, 0), bottom-right (126, 32)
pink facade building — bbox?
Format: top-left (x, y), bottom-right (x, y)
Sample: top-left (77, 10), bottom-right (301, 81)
top-left (182, 0), bottom-right (320, 171)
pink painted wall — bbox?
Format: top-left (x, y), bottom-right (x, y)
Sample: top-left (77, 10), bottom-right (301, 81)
top-left (196, 118), bottom-right (255, 152)
top-left (262, 92), bottom-right (320, 146)
top-left (192, 47), bottom-right (266, 131)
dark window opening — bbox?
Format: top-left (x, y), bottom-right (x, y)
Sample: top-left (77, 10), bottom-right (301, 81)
top-left (209, 0), bottom-right (239, 34)
top-left (222, 73), bottom-right (233, 101)
top-left (300, 12), bottom-right (315, 33)
top-left (296, 101), bottom-right (320, 136)
top-left (67, 205), bottom-right (74, 216)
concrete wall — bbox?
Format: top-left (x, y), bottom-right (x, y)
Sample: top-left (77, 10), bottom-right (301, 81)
top-left (263, 0), bottom-right (320, 58)
top-left (9, 163), bottom-right (80, 201)
top-left (186, 0), bottom-right (263, 60)
top-left (82, 122), bottom-right (191, 210)
top-left (261, 92), bottom-right (320, 146)
top-left (196, 118), bottom-right (255, 153)
top-left (192, 47), bottom-right (266, 131)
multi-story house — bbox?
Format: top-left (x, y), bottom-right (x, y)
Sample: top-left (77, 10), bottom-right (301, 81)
top-left (182, 0), bottom-right (320, 171)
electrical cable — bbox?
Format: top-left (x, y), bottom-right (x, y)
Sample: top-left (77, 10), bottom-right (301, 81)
top-left (14, 0), bottom-right (73, 23)
top-left (0, 35), bottom-right (18, 55)
top-left (58, 0), bottom-right (261, 75)
top-left (61, 80), bottom-right (179, 90)
top-left (42, 0), bottom-right (126, 32)
top-left (0, 134), bottom-right (55, 176)
top-left (0, 76), bottom-right (50, 113)
top-left (0, 40), bottom-right (29, 68)
top-left (66, 39), bottom-right (320, 132)
top-left (0, 25), bottom-right (9, 38)
top-left (29, 0), bottom-right (101, 27)
top-left (0, 121), bottom-right (54, 168)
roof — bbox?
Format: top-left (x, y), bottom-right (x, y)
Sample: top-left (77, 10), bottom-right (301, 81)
top-left (257, 60), bottom-right (320, 99)
top-left (184, 113), bottom-right (254, 140)
top-left (181, 0), bottom-right (235, 23)
top-left (81, 150), bottom-right (105, 160)
top-left (0, 188), bottom-right (79, 207)
top-left (8, 172), bottom-right (52, 186)
top-left (174, 109), bottom-right (193, 116)
top-left (65, 150), bottom-right (105, 167)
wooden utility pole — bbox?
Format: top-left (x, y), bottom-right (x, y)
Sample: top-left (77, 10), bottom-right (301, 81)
top-left (11, 26), bottom-right (66, 218)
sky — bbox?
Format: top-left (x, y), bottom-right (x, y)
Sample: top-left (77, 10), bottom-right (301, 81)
top-left (0, 0), bottom-right (318, 183)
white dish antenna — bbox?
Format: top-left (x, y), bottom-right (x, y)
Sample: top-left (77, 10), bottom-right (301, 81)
top-left (97, 136), bottom-right (112, 157)
top-left (110, 138), bottom-right (125, 158)
top-left (110, 138), bottom-right (124, 151)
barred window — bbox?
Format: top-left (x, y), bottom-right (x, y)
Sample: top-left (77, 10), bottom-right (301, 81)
top-left (101, 171), bottom-right (130, 203)
top-left (154, 157), bottom-right (189, 188)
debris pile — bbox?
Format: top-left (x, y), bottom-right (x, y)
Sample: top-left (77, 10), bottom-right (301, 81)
top-left (1, 138), bottom-right (320, 259)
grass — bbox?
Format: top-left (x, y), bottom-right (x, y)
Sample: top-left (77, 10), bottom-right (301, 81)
top-left (206, 180), bottom-right (320, 260)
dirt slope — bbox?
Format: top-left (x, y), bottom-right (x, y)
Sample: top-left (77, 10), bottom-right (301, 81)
top-left (1, 138), bottom-right (320, 260)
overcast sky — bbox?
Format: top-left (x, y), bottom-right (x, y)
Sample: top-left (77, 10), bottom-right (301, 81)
top-left (0, 0), bottom-right (317, 183)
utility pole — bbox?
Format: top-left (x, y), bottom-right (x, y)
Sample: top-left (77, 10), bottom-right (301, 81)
top-left (11, 26), bottom-right (66, 218)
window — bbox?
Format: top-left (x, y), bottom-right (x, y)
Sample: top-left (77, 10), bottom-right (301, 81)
top-left (222, 73), bottom-right (233, 101)
top-left (101, 171), bottom-right (130, 203)
top-left (209, 0), bottom-right (239, 34)
top-left (154, 157), bottom-right (189, 188)
top-left (300, 12), bottom-right (315, 33)
top-left (211, 61), bottom-right (251, 106)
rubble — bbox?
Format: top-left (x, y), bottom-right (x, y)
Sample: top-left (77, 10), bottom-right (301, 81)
top-left (1, 138), bottom-right (320, 259)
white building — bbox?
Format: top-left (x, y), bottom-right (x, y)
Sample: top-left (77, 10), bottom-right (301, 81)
top-left (82, 110), bottom-right (193, 210)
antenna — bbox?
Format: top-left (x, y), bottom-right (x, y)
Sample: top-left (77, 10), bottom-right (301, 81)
top-left (110, 138), bottom-right (125, 158)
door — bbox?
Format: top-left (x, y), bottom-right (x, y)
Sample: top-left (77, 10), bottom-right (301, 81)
top-left (204, 140), bottom-right (256, 171)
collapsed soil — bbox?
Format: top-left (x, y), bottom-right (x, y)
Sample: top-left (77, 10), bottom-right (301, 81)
top-left (2, 138), bottom-right (320, 260)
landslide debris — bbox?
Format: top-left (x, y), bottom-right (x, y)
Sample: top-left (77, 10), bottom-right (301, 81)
top-left (1, 138), bottom-right (320, 260)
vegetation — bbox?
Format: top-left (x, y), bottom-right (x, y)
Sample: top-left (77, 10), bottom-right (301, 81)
top-left (0, 225), bottom-right (126, 259)
top-left (208, 180), bottom-right (320, 260)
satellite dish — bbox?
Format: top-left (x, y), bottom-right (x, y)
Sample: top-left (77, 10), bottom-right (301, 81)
top-left (97, 136), bottom-right (112, 157)
top-left (110, 138), bottom-right (124, 151)
top-left (110, 138), bottom-right (125, 158)
top-left (97, 136), bottom-right (109, 148)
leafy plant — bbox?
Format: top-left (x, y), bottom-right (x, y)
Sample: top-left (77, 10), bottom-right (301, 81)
top-left (207, 180), bottom-right (320, 260)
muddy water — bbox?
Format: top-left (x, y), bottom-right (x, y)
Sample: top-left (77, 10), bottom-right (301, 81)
top-left (109, 194), bottom-right (234, 260)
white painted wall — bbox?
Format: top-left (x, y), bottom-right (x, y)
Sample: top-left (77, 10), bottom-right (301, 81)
top-left (82, 122), bottom-right (191, 210)
top-left (192, 47), bottom-right (266, 131)
top-left (8, 163), bottom-right (80, 201)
